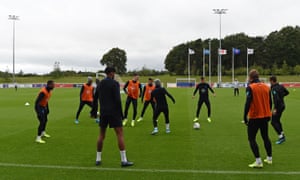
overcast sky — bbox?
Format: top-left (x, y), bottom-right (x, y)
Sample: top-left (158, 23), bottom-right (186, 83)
top-left (0, 0), bottom-right (299, 74)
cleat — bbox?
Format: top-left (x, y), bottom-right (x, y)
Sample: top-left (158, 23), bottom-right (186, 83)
top-left (42, 133), bottom-right (51, 138)
top-left (193, 118), bottom-right (199, 122)
top-left (248, 161), bottom-right (263, 168)
top-left (263, 159), bottom-right (272, 165)
top-left (276, 137), bottom-right (285, 144)
top-left (207, 117), bottom-right (212, 123)
top-left (75, 119), bottom-right (79, 124)
top-left (36, 139), bottom-right (46, 144)
top-left (122, 119), bottom-right (128, 126)
top-left (151, 128), bottom-right (158, 135)
top-left (95, 119), bottom-right (100, 123)
top-left (95, 161), bottom-right (101, 166)
top-left (121, 161), bottom-right (134, 167)
top-left (137, 117), bottom-right (143, 122)
top-left (166, 128), bottom-right (171, 134)
top-left (131, 120), bottom-right (135, 127)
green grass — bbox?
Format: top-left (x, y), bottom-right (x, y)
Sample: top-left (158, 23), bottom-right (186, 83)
top-left (0, 87), bottom-right (300, 179)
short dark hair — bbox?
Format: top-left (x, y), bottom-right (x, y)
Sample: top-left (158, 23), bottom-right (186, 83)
top-left (249, 69), bottom-right (259, 80)
top-left (47, 80), bottom-right (54, 85)
top-left (200, 76), bottom-right (205, 80)
top-left (269, 75), bottom-right (277, 82)
top-left (148, 78), bottom-right (153, 80)
top-left (104, 67), bottom-right (116, 74)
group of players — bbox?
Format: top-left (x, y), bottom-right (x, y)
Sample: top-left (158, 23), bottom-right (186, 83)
top-left (34, 67), bottom-right (289, 168)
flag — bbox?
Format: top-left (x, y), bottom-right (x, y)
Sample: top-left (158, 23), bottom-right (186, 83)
top-left (218, 49), bottom-right (227, 55)
top-left (204, 49), bottom-right (210, 55)
top-left (247, 48), bottom-right (254, 55)
top-left (188, 48), bottom-right (195, 55)
top-left (233, 48), bottom-right (240, 55)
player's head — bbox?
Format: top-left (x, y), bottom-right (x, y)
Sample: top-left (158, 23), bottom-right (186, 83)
top-left (148, 78), bottom-right (153, 85)
top-left (104, 67), bottom-right (116, 79)
top-left (47, 80), bottom-right (55, 90)
top-left (200, 76), bottom-right (205, 82)
top-left (87, 76), bottom-right (93, 84)
top-left (249, 69), bottom-right (259, 83)
top-left (133, 73), bottom-right (139, 81)
top-left (269, 75), bottom-right (277, 85)
top-left (154, 79), bottom-right (161, 87)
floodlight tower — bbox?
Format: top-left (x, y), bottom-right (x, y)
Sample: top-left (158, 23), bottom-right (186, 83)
top-left (213, 9), bottom-right (227, 86)
top-left (8, 15), bottom-right (20, 83)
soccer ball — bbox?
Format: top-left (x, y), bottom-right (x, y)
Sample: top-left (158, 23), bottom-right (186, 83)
top-left (193, 122), bottom-right (200, 130)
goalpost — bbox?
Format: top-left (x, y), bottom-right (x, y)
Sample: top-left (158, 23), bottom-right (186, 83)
top-left (176, 78), bottom-right (196, 88)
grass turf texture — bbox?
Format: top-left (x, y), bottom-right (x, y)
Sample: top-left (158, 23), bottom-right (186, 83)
top-left (0, 87), bottom-right (299, 179)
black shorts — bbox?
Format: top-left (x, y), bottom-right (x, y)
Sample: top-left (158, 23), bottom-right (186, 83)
top-left (100, 115), bottom-right (122, 128)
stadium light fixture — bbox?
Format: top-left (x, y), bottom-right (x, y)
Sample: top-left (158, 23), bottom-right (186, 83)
top-left (8, 15), bottom-right (20, 84)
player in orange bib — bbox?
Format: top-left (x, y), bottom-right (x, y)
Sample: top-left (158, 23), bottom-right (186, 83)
top-left (137, 78), bottom-right (155, 122)
top-left (122, 74), bottom-right (142, 127)
top-left (243, 69), bottom-right (272, 168)
top-left (34, 80), bottom-right (55, 144)
top-left (75, 77), bottom-right (95, 124)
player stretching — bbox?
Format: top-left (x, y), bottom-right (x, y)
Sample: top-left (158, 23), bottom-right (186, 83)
top-left (137, 78), bottom-right (156, 122)
top-left (269, 76), bottom-right (289, 144)
top-left (123, 74), bottom-right (142, 127)
top-left (34, 80), bottom-right (55, 144)
top-left (192, 77), bottom-right (215, 123)
top-left (94, 67), bottom-right (133, 167)
top-left (75, 77), bottom-right (94, 124)
top-left (151, 79), bottom-right (175, 135)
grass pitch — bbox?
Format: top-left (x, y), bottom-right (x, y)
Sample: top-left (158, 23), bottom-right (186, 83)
top-left (0, 87), bottom-right (299, 180)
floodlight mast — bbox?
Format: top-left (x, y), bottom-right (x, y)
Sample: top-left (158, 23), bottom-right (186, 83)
top-left (213, 9), bottom-right (227, 86)
top-left (8, 15), bottom-right (20, 84)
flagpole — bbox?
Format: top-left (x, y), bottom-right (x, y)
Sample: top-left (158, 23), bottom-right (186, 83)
top-left (188, 49), bottom-right (190, 83)
top-left (246, 48), bottom-right (249, 80)
top-left (209, 40), bottom-right (211, 85)
top-left (203, 48), bottom-right (205, 77)
top-left (232, 48), bottom-right (234, 82)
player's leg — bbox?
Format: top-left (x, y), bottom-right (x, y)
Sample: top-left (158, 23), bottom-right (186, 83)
top-left (131, 99), bottom-right (138, 127)
top-left (247, 120), bottom-right (263, 168)
top-left (96, 115), bottom-right (109, 166)
top-left (150, 101), bottom-right (156, 119)
top-left (205, 99), bottom-right (212, 122)
top-left (272, 108), bottom-right (285, 144)
top-left (163, 108), bottom-right (170, 133)
top-left (41, 114), bottom-right (50, 138)
top-left (36, 111), bottom-right (46, 143)
top-left (140, 101), bottom-right (150, 119)
top-left (237, 88), bottom-right (239, 96)
top-left (75, 101), bottom-right (85, 124)
top-left (194, 99), bottom-right (204, 122)
top-left (123, 97), bottom-right (132, 126)
top-left (259, 118), bottom-right (272, 164)
top-left (151, 109), bottom-right (161, 135)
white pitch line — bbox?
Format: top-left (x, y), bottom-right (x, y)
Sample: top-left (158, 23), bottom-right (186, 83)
top-left (0, 162), bottom-right (300, 175)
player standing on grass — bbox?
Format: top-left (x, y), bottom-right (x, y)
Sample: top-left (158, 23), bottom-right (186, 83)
top-left (150, 79), bottom-right (175, 135)
top-left (34, 80), bottom-right (54, 144)
top-left (122, 74), bottom-right (142, 127)
top-left (94, 67), bottom-right (133, 167)
top-left (74, 77), bottom-right (95, 124)
top-left (233, 79), bottom-right (239, 96)
top-left (137, 78), bottom-right (156, 122)
top-left (243, 69), bottom-right (272, 168)
top-left (269, 76), bottom-right (289, 144)
top-left (192, 77), bottom-right (215, 123)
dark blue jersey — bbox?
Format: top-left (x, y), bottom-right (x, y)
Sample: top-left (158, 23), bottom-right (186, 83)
top-left (193, 83), bottom-right (214, 99)
top-left (151, 87), bottom-right (175, 109)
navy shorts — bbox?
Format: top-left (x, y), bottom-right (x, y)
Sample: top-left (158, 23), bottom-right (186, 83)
top-left (100, 115), bottom-right (122, 128)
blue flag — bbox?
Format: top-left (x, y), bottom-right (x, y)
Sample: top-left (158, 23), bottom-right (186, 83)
top-left (233, 48), bottom-right (240, 55)
top-left (204, 49), bottom-right (210, 55)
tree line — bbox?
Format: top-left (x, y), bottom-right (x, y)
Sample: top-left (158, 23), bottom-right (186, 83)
top-left (164, 26), bottom-right (300, 76)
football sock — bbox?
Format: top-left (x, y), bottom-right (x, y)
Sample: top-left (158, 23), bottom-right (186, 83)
top-left (166, 123), bottom-right (170, 129)
top-left (256, 158), bottom-right (262, 164)
top-left (267, 156), bottom-right (272, 161)
top-left (96, 152), bottom-right (102, 161)
top-left (120, 150), bottom-right (127, 162)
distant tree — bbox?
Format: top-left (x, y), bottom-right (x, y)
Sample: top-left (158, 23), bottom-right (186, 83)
top-left (294, 65), bottom-right (300, 75)
top-left (100, 48), bottom-right (127, 74)
top-left (18, 69), bottom-right (24, 76)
